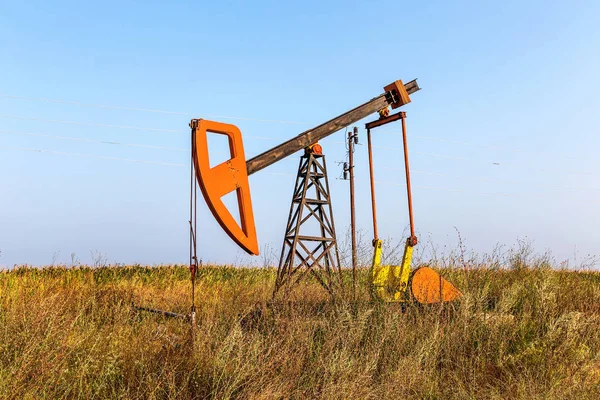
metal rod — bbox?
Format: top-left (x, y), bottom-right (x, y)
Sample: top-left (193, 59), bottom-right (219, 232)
top-left (366, 128), bottom-right (379, 241)
top-left (400, 112), bottom-right (416, 244)
top-left (191, 175), bottom-right (197, 328)
top-left (190, 131), bottom-right (198, 336)
top-left (189, 132), bottom-right (194, 287)
top-left (348, 128), bottom-right (357, 301)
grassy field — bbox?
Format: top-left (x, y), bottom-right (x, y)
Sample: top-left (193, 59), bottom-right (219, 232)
top-left (2, 261), bottom-right (600, 399)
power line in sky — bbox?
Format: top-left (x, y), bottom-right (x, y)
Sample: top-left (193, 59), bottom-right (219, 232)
top-left (381, 131), bottom-right (580, 162)
top-left (381, 166), bottom-right (600, 192)
top-left (3, 123), bottom-right (599, 179)
top-left (1, 143), bottom-right (595, 200)
top-left (370, 143), bottom-right (600, 177)
top-left (0, 114), bottom-right (289, 141)
top-left (0, 91), bottom-right (587, 166)
top-left (0, 144), bottom-right (188, 167)
top-left (0, 113), bottom-right (183, 133)
top-left (0, 93), bottom-right (307, 125)
top-left (2, 94), bottom-right (598, 182)
top-left (0, 129), bottom-right (188, 152)
top-left (0, 129), bottom-right (302, 165)
top-left (0, 144), bottom-right (300, 169)
top-left (3, 126), bottom-right (599, 181)
top-left (374, 179), bottom-right (519, 198)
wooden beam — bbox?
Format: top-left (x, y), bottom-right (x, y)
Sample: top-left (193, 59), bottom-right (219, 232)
top-left (246, 79), bottom-right (420, 175)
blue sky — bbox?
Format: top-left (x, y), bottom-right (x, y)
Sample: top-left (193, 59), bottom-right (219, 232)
top-left (1, 0), bottom-right (599, 267)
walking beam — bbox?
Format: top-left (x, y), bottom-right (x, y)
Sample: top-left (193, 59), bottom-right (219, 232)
top-left (246, 79), bottom-right (419, 175)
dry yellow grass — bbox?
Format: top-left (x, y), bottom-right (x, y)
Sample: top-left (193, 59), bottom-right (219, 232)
top-left (2, 264), bottom-right (600, 399)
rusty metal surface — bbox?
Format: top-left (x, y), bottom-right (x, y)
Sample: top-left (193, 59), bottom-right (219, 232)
top-left (400, 113), bottom-right (417, 246)
top-left (384, 80), bottom-right (412, 109)
top-left (365, 111), bottom-right (416, 246)
top-left (366, 128), bottom-right (379, 243)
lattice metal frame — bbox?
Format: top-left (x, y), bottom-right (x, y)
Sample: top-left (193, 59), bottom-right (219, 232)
top-left (273, 153), bottom-right (343, 298)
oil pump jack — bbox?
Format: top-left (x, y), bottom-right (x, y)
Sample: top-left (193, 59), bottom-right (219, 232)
top-left (189, 78), bottom-right (461, 304)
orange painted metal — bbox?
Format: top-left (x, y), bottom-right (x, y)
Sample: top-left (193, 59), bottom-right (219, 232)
top-left (191, 119), bottom-right (259, 255)
top-left (411, 267), bottom-right (462, 304)
top-left (306, 143), bottom-right (323, 155)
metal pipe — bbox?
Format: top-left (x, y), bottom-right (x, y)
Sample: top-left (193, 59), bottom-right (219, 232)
top-left (348, 127), bottom-right (358, 300)
top-left (366, 128), bottom-right (379, 241)
top-left (400, 112), bottom-right (417, 245)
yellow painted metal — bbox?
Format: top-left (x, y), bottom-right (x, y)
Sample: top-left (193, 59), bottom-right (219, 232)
top-left (398, 240), bottom-right (413, 296)
top-left (372, 239), bottom-right (383, 269)
top-left (371, 239), bottom-right (414, 302)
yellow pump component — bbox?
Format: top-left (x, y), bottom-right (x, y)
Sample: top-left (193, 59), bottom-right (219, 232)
top-left (371, 239), bottom-right (414, 302)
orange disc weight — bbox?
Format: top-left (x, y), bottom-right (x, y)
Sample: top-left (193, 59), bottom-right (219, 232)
top-left (411, 267), bottom-right (462, 304)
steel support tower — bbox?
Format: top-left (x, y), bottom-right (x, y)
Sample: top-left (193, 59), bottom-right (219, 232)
top-left (273, 152), bottom-right (343, 298)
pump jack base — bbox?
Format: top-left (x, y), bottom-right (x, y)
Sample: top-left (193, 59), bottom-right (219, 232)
top-left (371, 238), bottom-right (462, 304)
